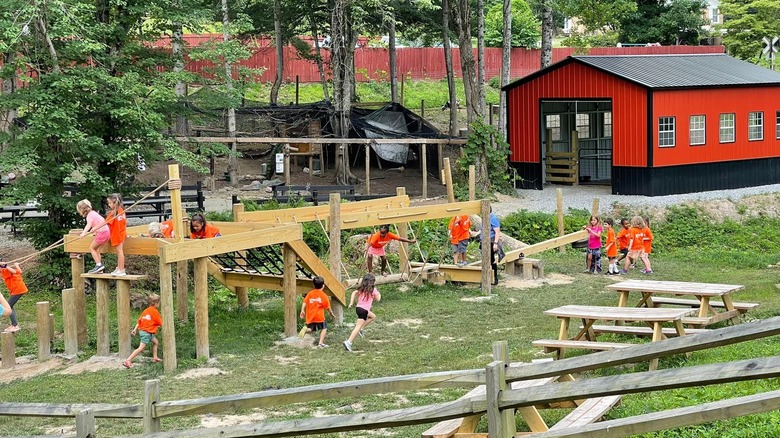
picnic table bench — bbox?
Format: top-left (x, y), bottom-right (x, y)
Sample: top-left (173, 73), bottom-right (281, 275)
top-left (539, 305), bottom-right (696, 370)
top-left (606, 279), bottom-right (755, 327)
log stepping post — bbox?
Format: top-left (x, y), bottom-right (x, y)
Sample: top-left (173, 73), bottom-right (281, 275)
top-left (1, 331), bottom-right (15, 369)
top-left (36, 301), bottom-right (51, 361)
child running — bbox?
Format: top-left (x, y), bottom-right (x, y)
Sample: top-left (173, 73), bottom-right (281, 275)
top-left (300, 276), bottom-right (336, 348)
top-left (603, 219), bottom-right (619, 275)
top-left (0, 261), bottom-right (28, 332)
top-left (448, 215), bottom-right (471, 267)
top-left (106, 193), bottom-right (128, 276)
top-left (124, 294), bottom-right (163, 368)
top-left (583, 216), bottom-right (603, 274)
top-left (343, 273), bottom-right (381, 352)
top-left (77, 199), bottom-right (111, 274)
top-left (641, 217), bottom-right (654, 274)
top-left (616, 218), bottom-right (630, 266)
top-left (365, 224), bottom-right (417, 276)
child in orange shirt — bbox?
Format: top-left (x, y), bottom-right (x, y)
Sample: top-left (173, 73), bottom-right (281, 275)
top-left (365, 224), bottom-right (417, 276)
top-left (124, 294), bottom-right (163, 368)
top-left (448, 215), bottom-right (471, 267)
top-left (190, 213), bottom-right (221, 239)
top-left (0, 261), bottom-right (27, 332)
top-left (106, 193), bottom-right (128, 276)
top-left (603, 219), bottom-right (619, 275)
top-left (622, 216), bottom-right (652, 275)
top-left (641, 217), bottom-right (654, 274)
top-left (300, 276), bottom-right (336, 348)
top-left (616, 218), bottom-right (630, 265)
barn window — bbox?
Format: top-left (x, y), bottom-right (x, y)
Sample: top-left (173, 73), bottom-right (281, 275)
top-left (576, 113), bottom-right (590, 138)
top-left (776, 111), bottom-right (780, 139)
top-left (689, 115), bottom-right (705, 146)
top-left (749, 112), bottom-right (763, 141)
top-left (719, 113), bottom-right (735, 143)
top-left (658, 117), bottom-right (675, 147)
top-left (546, 115), bottom-right (561, 141)
top-left (604, 112), bottom-right (612, 137)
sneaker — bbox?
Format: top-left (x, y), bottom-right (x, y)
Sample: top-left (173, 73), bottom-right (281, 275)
top-left (318, 343), bottom-right (329, 348)
top-left (643, 270), bottom-right (653, 275)
top-left (3, 325), bottom-right (20, 333)
top-left (619, 269), bottom-right (628, 275)
top-left (111, 269), bottom-right (127, 277)
top-left (358, 330), bottom-right (365, 338)
top-left (88, 264), bottom-right (105, 274)
top-left (343, 340), bottom-right (353, 352)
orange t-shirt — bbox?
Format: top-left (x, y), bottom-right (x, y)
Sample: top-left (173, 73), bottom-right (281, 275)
top-left (160, 219), bottom-right (174, 238)
top-left (1, 267), bottom-right (28, 295)
top-left (137, 306), bottom-right (163, 334)
top-left (642, 226), bottom-right (653, 254)
top-left (629, 227), bottom-right (646, 251)
top-left (106, 207), bottom-right (127, 246)
top-left (617, 227), bottom-right (630, 250)
top-left (303, 289), bottom-right (330, 324)
top-left (367, 231), bottom-right (399, 249)
top-left (190, 223), bottom-right (221, 239)
top-left (605, 228), bottom-right (618, 258)
top-left (448, 215), bottom-right (471, 244)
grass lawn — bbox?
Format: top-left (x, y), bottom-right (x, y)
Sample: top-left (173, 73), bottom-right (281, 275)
top-left (1, 247), bottom-right (780, 436)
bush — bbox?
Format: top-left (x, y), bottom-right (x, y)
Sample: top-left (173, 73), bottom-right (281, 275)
top-left (501, 208), bottom-right (591, 244)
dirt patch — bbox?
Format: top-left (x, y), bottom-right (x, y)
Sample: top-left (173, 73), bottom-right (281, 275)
top-left (502, 273), bottom-right (574, 290)
top-left (57, 355), bottom-right (123, 375)
top-left (460, 295), bottom-right (494, 302)
top-left (200, 411), bottom-right (267, 428)
top-left (274, 355), bottom-right (301, 366)
top-left (0, 356), bottom-right (63, 384)
top-left (175, 367), bottom-right (226, 380)
top-left (275, 334), bottom-right (321, 349)
top-left (386, 318), bottom-right (423, 328)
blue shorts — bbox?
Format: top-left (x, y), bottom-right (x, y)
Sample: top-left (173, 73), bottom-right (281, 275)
top-left (139, 330), bottom-right (156, 344)
top-left (451, 240), bottom-right (468, 253)
top-left (0, 304), bottom-right (4, 315)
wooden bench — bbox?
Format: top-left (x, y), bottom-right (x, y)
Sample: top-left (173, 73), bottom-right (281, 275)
top-left (589, 324), bottom-right (708, 337)
top-left (504, 257), bottom-right (544, 279)
top-left (547, 395), bottom-right (623, 431)
top-left (649, 296), bottom-right (759, 312)
top-left (532, 339), bottom-right (631, 354)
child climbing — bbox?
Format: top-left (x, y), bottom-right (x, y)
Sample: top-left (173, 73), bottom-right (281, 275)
top-left (124, 294), bottom-right (163, 368)
top-left (190, 213), bottom-right (221, 239)
top-left (77, 199), bottom-right (111, 274)
top-left (448, 215), bottom-right (471, 267)
top-left (300, 276), bottom-right (336, 348)
top-left (343, 273), bottom-right (381, 353)
top-left (583, 216), bottom-right (603, 274)
top-left (365, 224), bottom-right (417, 276)
top-left (0, 261), bottom-right (28, 332)
top-left (106, 193), bottom-right (128, 276)
top-left (603, 219), bottom-right (619, 275)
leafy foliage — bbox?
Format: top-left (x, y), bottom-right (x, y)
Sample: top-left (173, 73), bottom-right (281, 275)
top-left (501, 208), bottom-right (591, 244)
top-left (457, 120), bottom-right (512, 195)
top-left (485, 0), bottom-right (541, 48)
top-left (620, 0), bottom-right (709, 46)
top-left (719, 0), bottom-right (780, 62)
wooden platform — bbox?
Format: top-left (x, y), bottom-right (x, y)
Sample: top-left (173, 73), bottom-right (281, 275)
top-left (80, 273), bottom-right (148, 281)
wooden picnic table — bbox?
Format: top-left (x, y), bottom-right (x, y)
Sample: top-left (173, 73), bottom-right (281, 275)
top-left (541, 305), bottom-right (696, 370)
top-left (606, 279), bottom-right (754, 327)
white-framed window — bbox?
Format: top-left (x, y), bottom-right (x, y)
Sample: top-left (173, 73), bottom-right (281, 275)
top-left (658, 116), bottom-right (675, 147)
top-left (603, 112), bottom-right (612, 137)
top-left (749, 111), bottom-right (763, 141)
top-left (546, 114), bottom-right (561, 141)
top-left (719, 113), bottom-right (735, 143)
top-left (689, 115), bottom-right (705, 145)
top-left (776, 111), bottom-right (780, 139)
top-left (576, 113), bottom-right (590, 139)
top-left (711, 8), bottom-right (720, 24)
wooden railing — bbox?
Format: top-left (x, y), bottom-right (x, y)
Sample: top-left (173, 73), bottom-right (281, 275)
top-left (3, 316), bottom-right (780, 437)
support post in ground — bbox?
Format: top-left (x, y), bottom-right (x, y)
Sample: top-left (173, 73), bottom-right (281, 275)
top-left (328, 193), bottom-right (344, 324)
top-left (70, 254), bottom-right (87, 347)
top-left (283, 243), bottom-right (298, 337)
top-left (159, 257), bottom-right (177, 372)
top-left (194, 256), bottom-right (209, 359)
top-left (443, 157), bottom-right (455, 203)
top-left (36, 301), bottom-right (51, 361)
top-left (481, 200), bottom-right (492, 295)
top-left (396, 187), bottom-right (409, 276)
top-left (62, 288), bottom-right (78, 356)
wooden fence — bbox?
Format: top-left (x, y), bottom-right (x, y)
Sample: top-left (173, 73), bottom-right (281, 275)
top-left (3, 316), bottom-right (780, 437)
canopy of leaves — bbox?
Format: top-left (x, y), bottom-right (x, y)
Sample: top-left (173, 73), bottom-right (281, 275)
top-left (620, 0), bottom-right (708, 46)
top-left (557, 0), bottom-right (636, 32)
top-left (485, 0), bottom-right (541, 48)
top-left (719, 0), bottom-right (780, 62)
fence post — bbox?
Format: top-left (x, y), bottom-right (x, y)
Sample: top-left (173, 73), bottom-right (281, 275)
top-left (36, 301), bottom-right (51, 361)
top-left (492, 341), bottom-right (517, 434)
top-left (328, 193), bottom-right (344, 324)
top-left (486, 360), bottom-right (513, 438)
top-left (1, 332), bottom-right (15, 369)
top-left (144, 379), bottom-right (161, 433)
top-left (62, 288), bottom-right (79, 356)
top-left (75, 409), bottom-right (95, 438)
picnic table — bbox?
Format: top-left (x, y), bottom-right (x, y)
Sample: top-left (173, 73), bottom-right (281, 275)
top-left (535, 305), bottom-right (697, 370)
top-left (606, 279), bottom-right (756, 327)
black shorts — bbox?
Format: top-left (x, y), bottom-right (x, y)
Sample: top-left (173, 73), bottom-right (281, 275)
top-left (355, 307), bottom-right (369, 320)
top-left (307, 322), bottom-right (326, 332)
top-left (619, 249), bottom-right (628, 256)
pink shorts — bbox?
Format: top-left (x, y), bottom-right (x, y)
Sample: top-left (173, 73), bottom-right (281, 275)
top-left (367, 245), bottom-right (386, 257)
top-left (94, 231), bottom-right (110, 245)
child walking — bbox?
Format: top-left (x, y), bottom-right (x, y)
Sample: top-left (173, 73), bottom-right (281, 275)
top-left (343, 273), bottom-right (381, 352)
top-left (603, 219), bottom-right (619, 275)
top-left (106, 193), bottom-right (127, 276)
top-left (300, 276), bottom-right (336, 348)
top-left (1, 261), bottom-right (28, 332)
top-left (583, 216), bottom-right (603, 273)
top-left (448, 215), bottom-right (471, 267)
top-left (623, 216), bottom-right (651, 274)
top-left (77, 199), bottom-right (111, 274)
top-left (641, 217), bottom-right (654, 274)
top-left (124, 294), bottom-right (163, 368)
top-left (616, 218), bottom-right (630, 266)
top-left (365, 224), bottom-right (417, 276)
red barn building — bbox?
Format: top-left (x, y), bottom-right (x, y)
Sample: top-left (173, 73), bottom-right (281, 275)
top-left (503, 54), bottom-right (780, 195)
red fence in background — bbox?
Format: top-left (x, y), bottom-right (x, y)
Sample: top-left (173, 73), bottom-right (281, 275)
top-left (162, 34), bottom-right (724, 83)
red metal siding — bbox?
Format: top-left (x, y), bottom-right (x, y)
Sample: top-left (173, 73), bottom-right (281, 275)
top-left (652, 87), bottom-right (780, 167)
top-left (507, 62), bottom-right (648, 167)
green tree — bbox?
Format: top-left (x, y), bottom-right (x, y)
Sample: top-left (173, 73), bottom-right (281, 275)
top-left (620, 0), bottom-right (708, 46)
top-left (719, 0), bottom-right (780, 62)
top-left (485, 0), bottom-right (541, 48)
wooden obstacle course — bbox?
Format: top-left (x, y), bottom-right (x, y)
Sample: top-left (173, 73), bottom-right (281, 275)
top-left (0, 301), bottom-right (54, 368)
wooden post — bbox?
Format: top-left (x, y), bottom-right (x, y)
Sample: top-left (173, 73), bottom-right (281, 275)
top-left (468, 165), bottom-right (476, 201)
top-left (117, 280), bottom-right (132, 359)
top-left (231, 203), bottom-right (249, 309)
top-left (421, 99), bottom-right (425, 119)
top-left (96, 279), bottom-right (110, 356)
top-left (176, 260), bottom-right (188, 321)
top-left (365, 144), bottom-right (371, 195)
top-left (328, 193), bottom-right (344, 324)
top-left (396, 187), bottom-right (409, 276)
top-left (437, 144), bottom-right (444, 182)
top-left (486, 360), bottom-right (513, 438)
top-left (75, 409), bottom-right (95, 438)
top-left (421, 143), bottom-right (428, 199)
top-left (592, 198), bottom-right (600, 218)
top-left (143, 379), bottom-right (161, 433)
top-left (557, 189), bottom-right (565, 254)
top-left (443, 157), bottom-right (455, 203)
top-left (194, 257), bottom-right (209, 359)
top-left (1, 332), bottom-right (15, 369)
top-left (62, 288), bottom-right (78, 356)
top-left (492, 341), bottom-right (518, 434)
top-left (481, 200), bottom-right (492, 295)
top-left (283, 243), bottom-right (298, 337)
top-left (572, 131), bottom-right (579, 185)
top-left (70, 254), bottom-right (87, 347)
top-left (159, 258), bottom-right (177, 372)
top-left (170, 164), bottom-right (189, 324)
top-left (169, 164), bottom-right (184, 239)
top-left (36, 301), bottom-right (51, 361)
top-left (399, 71), bottom-right (404, 105)
top-left (284, 147), bottom-right (291, 186)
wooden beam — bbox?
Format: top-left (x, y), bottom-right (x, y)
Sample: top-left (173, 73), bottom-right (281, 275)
top-left (499, 230), bottom-right (589, 264)
top-left (144, 380), bottom-right (162, 433)
top-left (408, 263), bottom-right (482, 283)
top-left (69, 255), bottom-right (87, 347)
top-left (64, 233), bottom-right (164, 256)
top-left (61, 288), bottom-right (78, 356)
top-left (222, 272), bottom-right (318, 294)
top-left (170, 164), bottom-right (185, 243)
top-left (283, 243), bottom-right (298, 337)
top-left (235, 195), bottom-right (410, 224)
top-left (0, 402), bottom-right (143, 419)
top-left (35, 302), bottom-right (51, 361)
top-left (396, 187), bottom-right (409, 276)
top-left (557, 189), bottom-right (564, 254)
top-left (159, 224), bottom-right (302, 264)
top-left (95, 279), bottom-right (110, 356)
top-left (340, 201), bottom-right (482, 230)
top-left (286, 239), bottom-right (346, 304)
top-left (328, 193), bottom-right (344, 323)
top-left (468, 165), bottom-right (475, 201)
top-left (175, 136), bottom-right (467, 145)
top-left (194, 257), bottom-right (209, 360)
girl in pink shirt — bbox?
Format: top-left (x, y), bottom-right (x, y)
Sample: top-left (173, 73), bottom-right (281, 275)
top-left (77, 199), bottom-right (111, 274)
top-left (343, 273), bottom-right (381, 352)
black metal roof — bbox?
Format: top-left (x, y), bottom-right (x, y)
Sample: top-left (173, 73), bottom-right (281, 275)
top-left (502, 54), bottom-right (780, 91)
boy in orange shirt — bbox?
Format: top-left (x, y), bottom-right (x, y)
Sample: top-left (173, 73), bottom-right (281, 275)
top-left (124, 294), bottom-right (163, 368)
top-left (448, 215), bottom-right (471, 267)
top-left (603, 219), bottom-right (619, 275)
top-left (365, 224), bottom-right (417, 276)
top-left (1, 261), bottom-right (29, 332)
top-left (616, 218), bottom-right (630, 266)
top-left (300, 276), bottom-right (336, 348)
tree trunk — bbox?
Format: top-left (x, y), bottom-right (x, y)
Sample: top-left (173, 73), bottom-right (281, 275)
top-left (442, 0), bottom-right (458, 136)
top-left (1, 52), bottom-right (17, 148)
top-left (173, 24), bottom-right (189, 136)
top-left (476, 0), bottom-right (486, 122)
top-left (388, 17), bottom-right (398, 104)
top-left (331, 0), bottom-right (359, 185)
top-left (310, 17), bottom-right (330, 103)
top-left (270, 0), bottom-right (283, 105)
top-left (221, 0), bottom-right (238, 185)
top-left (498, 0), bottom-right (511, 138)
top-left (451, 0), bottom-right (480, 125)
top-left (541, 0), bottom-right (553, 68)
top-left (32, 1), bottom-right (60, 74)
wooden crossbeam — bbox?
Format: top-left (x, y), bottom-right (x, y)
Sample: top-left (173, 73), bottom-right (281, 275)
top-left (63, 233), bottom-right (166, 256)
top-left (340, 200), bottom-right (482, 230)
top-left (286, 239), bottom-right (346, 304)
top-left (499, 230), bottom-right (588, 264)
top-left (236, 195), bottom-right (410, 224)
top-left (222, 272), bottom-right (316, 294)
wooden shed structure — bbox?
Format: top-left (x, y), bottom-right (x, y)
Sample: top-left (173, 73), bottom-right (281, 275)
top-left (503, 54), bottom-right (780, 195)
